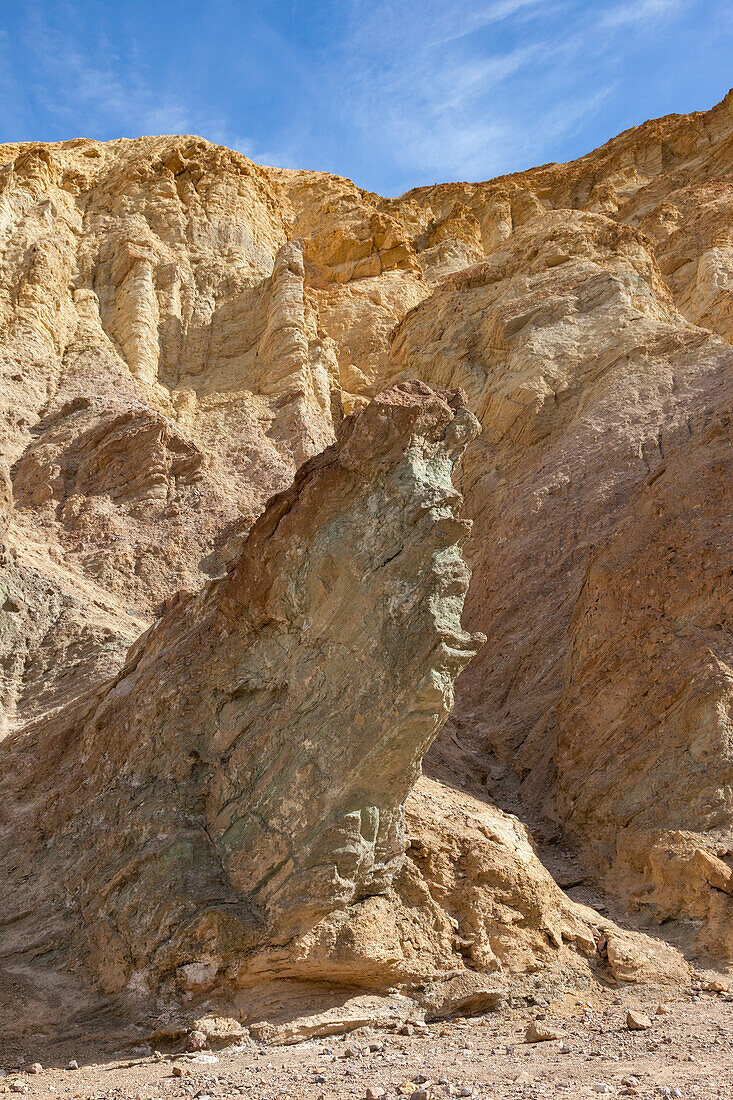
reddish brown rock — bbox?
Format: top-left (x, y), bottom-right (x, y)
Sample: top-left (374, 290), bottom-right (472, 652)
top-left (557, 406), bottom-right (733, 950)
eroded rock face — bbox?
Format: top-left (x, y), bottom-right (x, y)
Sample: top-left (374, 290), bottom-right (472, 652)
top-left (3, 95), bottom-right (733, 1037)
top-left (386, 210), bottom-right (733, 829)
top-left (558, 403), bottom-right (733, 951)
top-left (0, 139), bottom-right (339, 632)
top-left (0, 382), bottom-right (484, 998)
top-left (0, 458), bottom-right (11, 536)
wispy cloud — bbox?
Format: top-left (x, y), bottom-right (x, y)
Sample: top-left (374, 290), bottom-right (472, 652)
top-left (310, 0), bottom-right (702, 190)
top-left (0, 1), bottom-right (288, 165)
top-left (600, 0), bottom-right (685, 29)
top-left (21, 7), bottom-right (189, 137)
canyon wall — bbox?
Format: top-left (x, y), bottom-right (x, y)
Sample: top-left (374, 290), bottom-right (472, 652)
top-left (1, 91), bottom-right (732, 1037)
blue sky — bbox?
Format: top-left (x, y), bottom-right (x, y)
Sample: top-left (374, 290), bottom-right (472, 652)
top-left (0, 0), bottom-right (731, 196)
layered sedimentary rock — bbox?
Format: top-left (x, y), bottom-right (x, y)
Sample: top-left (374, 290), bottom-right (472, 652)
top-left (386, 211), bottom-right (732, 828)
top-left (558, 403), bottom-right (733, 950)
top-left (0, 139), bottom-right (338, 626)
top-left (2, 92), bottom-right (733, 1037)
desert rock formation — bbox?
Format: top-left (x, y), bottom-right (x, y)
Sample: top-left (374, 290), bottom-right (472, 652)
top-left (1, 91), bottom-right (732, 1040)
top-left (0, 382), bottom-right (484, 999)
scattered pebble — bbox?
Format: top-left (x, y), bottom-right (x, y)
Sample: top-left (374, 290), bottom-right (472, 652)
top-left (701, 978), bottom-right (728, 992)
top-left (526, 1019), bottom-right (564, 1043)
top-left (626, 1009), bottom-right (653, 1031)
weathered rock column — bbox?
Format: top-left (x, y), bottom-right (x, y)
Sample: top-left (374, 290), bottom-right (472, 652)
top-left (1, 381), bottom-right (483, 996)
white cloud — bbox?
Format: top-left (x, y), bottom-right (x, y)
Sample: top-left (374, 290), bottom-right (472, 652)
top-left (311, 0), bottom-right (703, 191)
top-left (600, 0), bottom-right (685, 28)
top-left (319, 1), bottom-right (604, 185)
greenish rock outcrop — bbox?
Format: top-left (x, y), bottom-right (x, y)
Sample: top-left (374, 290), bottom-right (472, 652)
top-left (0, 381), bottom-right (483, 997)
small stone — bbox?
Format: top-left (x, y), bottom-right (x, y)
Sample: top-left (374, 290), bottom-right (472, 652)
top-left (368, 1042), bottom-right (383, 1052)
top-left (172, 1065), bottom-right (184, 1078)
top-left (456, 1089), bottom-right (474, 1098)
top-left (593, 1085), bottom-right (612, 1094)
top-left (342, 1044), bottom-right (360, 1059)
top-left (626, 1009), bottom-right (652, 1030)
top-left (186, 1030), bottom-right (207, 1052)
top-left (399, 1024), bottom-right (415, 1036)
top-left (622, 1077), bottom-right (640, 1087)
top-left (525, 1019), bottom-right (563, 1043)
top-left (655, 1004), bottom-right (673, 1016)
top-left (314, 1074), bottom-right (326, 1083)
top-left (67, 1060), bottom-right (79, 1071)
top-left (27, 1066), bottom-right (42, 1076)
top-left (365, 1089), bottom-right (386, 1100)
top-left (411, 1090), bottom-right (430, 1100)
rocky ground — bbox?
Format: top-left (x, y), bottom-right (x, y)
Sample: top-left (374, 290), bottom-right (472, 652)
top-left (3, 985), bottom-right (733, 1100)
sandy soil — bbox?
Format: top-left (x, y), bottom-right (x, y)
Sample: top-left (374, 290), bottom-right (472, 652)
top-left (3, 986), bottom-right (732, 1100)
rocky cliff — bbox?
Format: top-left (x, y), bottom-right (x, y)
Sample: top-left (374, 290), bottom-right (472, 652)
top-left (1, 91), bottom-right (732, 1042)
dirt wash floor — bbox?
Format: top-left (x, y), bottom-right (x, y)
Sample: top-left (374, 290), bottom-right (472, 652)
top-left (3, 983), bottom-right (733, 1100)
